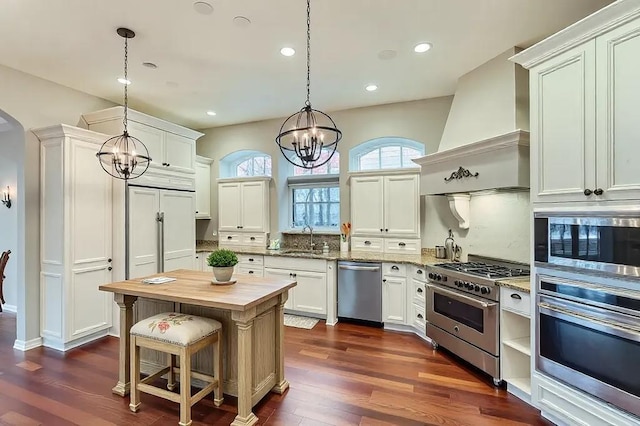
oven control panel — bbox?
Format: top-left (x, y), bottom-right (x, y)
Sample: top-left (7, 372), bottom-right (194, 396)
top-left (453, 279), bottom-right (491, 295)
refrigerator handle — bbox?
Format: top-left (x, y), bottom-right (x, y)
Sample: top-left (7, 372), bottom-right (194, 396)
top-left (157, 212), bottom-right (165, 273)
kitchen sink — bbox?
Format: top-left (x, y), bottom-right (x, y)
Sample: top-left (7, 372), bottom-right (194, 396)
top-left (279, 249), bottom-right (325, 255)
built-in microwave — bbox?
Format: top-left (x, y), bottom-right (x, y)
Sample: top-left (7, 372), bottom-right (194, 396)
top-left (534, 213), bottom-right (640, 278)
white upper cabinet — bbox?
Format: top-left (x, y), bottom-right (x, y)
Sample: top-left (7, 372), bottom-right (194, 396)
top-left (595, 19), bottom-right (640, 201)
top-left (217, 177), bottom-right (270, 233)
top-left (350, 175), bottom-right (384, 235)
top-left (529, 41), bottom-right (597, 203)
top-left (195, 156), bottom-right (213, 219)
top-left (514, 7), bottom-right (640, 204)
top-left (81, 106), bottom-right (203, 175)
top-left (350, 170), bottom-right (420, 238)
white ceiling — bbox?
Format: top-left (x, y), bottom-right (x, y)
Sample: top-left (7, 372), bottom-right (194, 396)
top-left (0, 0), bottom-right (613, 129)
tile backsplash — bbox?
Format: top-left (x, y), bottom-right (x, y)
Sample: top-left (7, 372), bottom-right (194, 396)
top-left (281, 233), bottom-right (341, 251)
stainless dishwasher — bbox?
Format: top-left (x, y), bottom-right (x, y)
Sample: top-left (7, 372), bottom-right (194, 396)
top-left (337, 261), bottom-right (382, 324)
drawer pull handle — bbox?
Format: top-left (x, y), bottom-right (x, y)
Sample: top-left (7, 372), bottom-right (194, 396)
top-left (248, 270), bottom-right (254, 274)
top-left (417, 269), bottom-right (423, 274)
top-left (250, 237), bottom-right (256, 241)
top-left (417, 313), bottom-right (423, 319)
top-left (398, 242), bottom-right (406, 247)
top-left (249, 258), bottom-right (254, 262)
top-left (391, 265), bottom-right (399, 271)
top-left (417, 288), bottom-right (423, 294)
top-left (227, 236), bottom-right (233, 240)
top-left (364, 240), bottom-right (371, 245)
top-left (511, 293), bottom-right (522, 300)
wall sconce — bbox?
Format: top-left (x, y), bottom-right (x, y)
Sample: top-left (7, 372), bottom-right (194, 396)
top-left (2, 186), bottom-right (11, 209)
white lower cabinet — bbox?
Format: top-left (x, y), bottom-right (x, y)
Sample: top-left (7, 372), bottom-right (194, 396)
top-left (236, 254), bottom-right (264, 277)
top-left (194, 252), bottom-right (212, 272)
top-left (382, 263), bottom-right (407, 324)
top-left (500, 287), bottom-right (531, 401)
top-left (534, 372), bottom-right (640, 426)
top-left (263, 256), bottom-right (332, 318)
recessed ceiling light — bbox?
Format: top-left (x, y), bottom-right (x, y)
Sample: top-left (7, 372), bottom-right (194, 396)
top-left (365, 84), bottom-right (378, 92)
top-left (233, 16), bottom-right (251, 27)
top-left (193, 1), bottom-right (213, 15)
top-left (280, 47), bottom-right (296, 57)
top-left (414, 42), bottom-right (432, 53)
top-left (142, 62), bottom-right (158, 69)
top-left (117, 77), bottom-right (131, 85)
top-left (206, 111), bottom-right (217, 116)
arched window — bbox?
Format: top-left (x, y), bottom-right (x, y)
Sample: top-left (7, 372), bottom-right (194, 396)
top-left (286, 149), bottom-right (340, 230)
top-left (219, 150), bottom-right (272, 178)
top-left (349, 137), bottom-right (424, 171)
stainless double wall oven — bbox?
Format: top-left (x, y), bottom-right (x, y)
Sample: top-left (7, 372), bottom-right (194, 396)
top-left (534, 212), bottom-right (640, 417)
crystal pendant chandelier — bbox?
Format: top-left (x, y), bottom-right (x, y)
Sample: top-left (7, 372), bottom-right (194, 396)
top-left (96, 28), bottom-right (151, 180)
top-left (275, 0), bottom-right (342, 169)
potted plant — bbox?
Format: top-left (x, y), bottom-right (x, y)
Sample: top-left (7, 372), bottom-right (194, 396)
top-left (207, 249), bottom-right (238, 283)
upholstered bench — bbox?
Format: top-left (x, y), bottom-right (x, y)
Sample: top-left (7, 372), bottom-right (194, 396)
top-left (129, 312), bottom-right (223, 426)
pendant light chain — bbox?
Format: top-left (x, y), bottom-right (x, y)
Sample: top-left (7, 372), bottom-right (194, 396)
top-left (305, 0), bottom-right (311, 107)
top-left (123, 35), bottom-right (129, 133)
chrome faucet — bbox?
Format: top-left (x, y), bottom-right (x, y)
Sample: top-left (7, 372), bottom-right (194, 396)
top-left (302, 225), bottom-right (315, 250)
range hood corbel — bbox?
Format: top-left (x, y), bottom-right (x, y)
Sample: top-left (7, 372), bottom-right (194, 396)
top-left (447, 194), bottom-right (471, 229)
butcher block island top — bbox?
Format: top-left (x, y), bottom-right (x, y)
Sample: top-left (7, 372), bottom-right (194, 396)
top-left (99, 269), bottom-right (297, 311)
top-left (100, 269), bottom-right (297, 426)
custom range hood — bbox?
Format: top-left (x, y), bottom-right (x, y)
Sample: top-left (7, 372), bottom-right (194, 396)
top-left (412, 48), bottom-right (530, 229)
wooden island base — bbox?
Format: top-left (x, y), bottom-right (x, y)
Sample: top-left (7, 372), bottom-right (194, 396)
top-left (100, 270), bottom-right (296, 426)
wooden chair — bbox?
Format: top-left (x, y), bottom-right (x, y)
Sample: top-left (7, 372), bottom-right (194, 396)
top-left (0, 250), bottom-right (10, 313)
top-left (129, 312), bottom-right (223, 426)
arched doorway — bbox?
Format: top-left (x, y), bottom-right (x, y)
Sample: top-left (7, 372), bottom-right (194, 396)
top-left (0, 109), bottom-right (30, 349)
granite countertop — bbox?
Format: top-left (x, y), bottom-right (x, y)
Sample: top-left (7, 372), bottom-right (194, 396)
top-left (495, 277), bottom-right (531, 293)
top-left (197, 241), bottom-right (531, 291)
top-left (196, 241), bottom-right (448, 267)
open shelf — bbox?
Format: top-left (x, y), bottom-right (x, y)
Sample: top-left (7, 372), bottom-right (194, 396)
top-left (507, 377), bottom-right (532, 396)
top-left (503, 336), bottom-right (531, 356)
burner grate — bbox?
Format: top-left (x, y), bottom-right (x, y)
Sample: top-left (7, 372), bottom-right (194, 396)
top-left (435, 262), bottom-right (529, 279)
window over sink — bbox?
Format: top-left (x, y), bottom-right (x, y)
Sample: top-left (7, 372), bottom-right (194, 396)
top-left (287, 149), bottom-right (340, 231)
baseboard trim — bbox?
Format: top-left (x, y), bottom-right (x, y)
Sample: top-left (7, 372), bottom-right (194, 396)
top-left (43, 329), bottom-right (109, 352)
top-left (2, 304), bottom-right (17, 313)
top-left (13, 337), bottom-right (43, 352)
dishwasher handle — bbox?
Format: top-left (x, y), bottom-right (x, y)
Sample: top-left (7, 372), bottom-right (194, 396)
top-left (338, 264), bottom-right (381, 272)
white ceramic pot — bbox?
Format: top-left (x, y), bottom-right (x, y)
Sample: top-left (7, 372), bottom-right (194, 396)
top-left (212, 266), bottom-right (234, 282)
top-left (340, 240), bottom-right (349, 253)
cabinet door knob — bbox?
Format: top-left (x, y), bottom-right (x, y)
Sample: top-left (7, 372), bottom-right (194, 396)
top-left (108, 266), bottom-right (113, 271)
top-left (417, 313), bottom-right (424, 319)
top-left (385, 228), bottom-right (389, 232)
top-left (417, 288), bottom-right (423, 294)
top-left (594, 188), bottom-right (604, 196)
top-left (584, 189), bottom-right (593, 196)
top-left (417, 269), bottom-right (423, 275)
top-left (382, 279), bottom-right (387, 283)
top-left (380, 228), bottom-right (383, 232)
top-left (195, 211), bottom-right (199, 214)
top-left (108, 258), bottom-right (112, 263)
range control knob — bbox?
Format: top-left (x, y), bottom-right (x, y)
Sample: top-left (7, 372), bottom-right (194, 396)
top-left (428, 273), bottom-right (435, 279)
top-left (454, 280), bottom-right (462, 287)
top-left (465, 282), bottom-right (474, 290)
top-left (481, 286), bottom-right (491, 295)
top-left (435, 274), bottom-right (443, 281)
top-left (474, 285), bottom-right (480, 292)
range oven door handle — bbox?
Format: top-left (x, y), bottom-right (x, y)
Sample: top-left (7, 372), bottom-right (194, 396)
top-left (539, 302), bottom-right (640, 340)
top-left (427, 284), bottom-right (496, 309)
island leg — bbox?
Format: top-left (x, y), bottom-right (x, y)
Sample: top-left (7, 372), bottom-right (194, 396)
top-left (272, 292), bottom-right (289, 394)
top-left (231, 308), bottom-right (258, 426)
top-left (112, 294), bottom-right (137, 396)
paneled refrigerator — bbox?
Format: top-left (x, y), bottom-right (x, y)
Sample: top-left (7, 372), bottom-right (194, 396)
top-left (128, 185), bottom-right (196, 279)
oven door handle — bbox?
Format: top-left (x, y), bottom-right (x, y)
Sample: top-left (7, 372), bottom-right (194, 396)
top-left (427, 284), bottom-right (497, 309)
top-left (539, 302), bottom-right (640, 339)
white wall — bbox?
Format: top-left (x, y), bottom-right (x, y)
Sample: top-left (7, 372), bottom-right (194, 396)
top-left (422, 191), bottom-right (531, 263)
top-left (196, 96), bottom-right (454, 240)
top-left (0, 63), bottom-right (114, 346)
top-left (439, 47), bottom-right (529, 150)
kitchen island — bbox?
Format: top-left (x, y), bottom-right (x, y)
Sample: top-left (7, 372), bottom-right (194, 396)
top-left (99, 269), bottom-right (297, 426)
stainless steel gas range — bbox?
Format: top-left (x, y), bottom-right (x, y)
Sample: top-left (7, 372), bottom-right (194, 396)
top-left (425, 255), bottom-right (529, 385)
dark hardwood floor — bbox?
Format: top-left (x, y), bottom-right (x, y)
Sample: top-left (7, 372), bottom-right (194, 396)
top-left (0, 312), bottom-right (550, 425)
